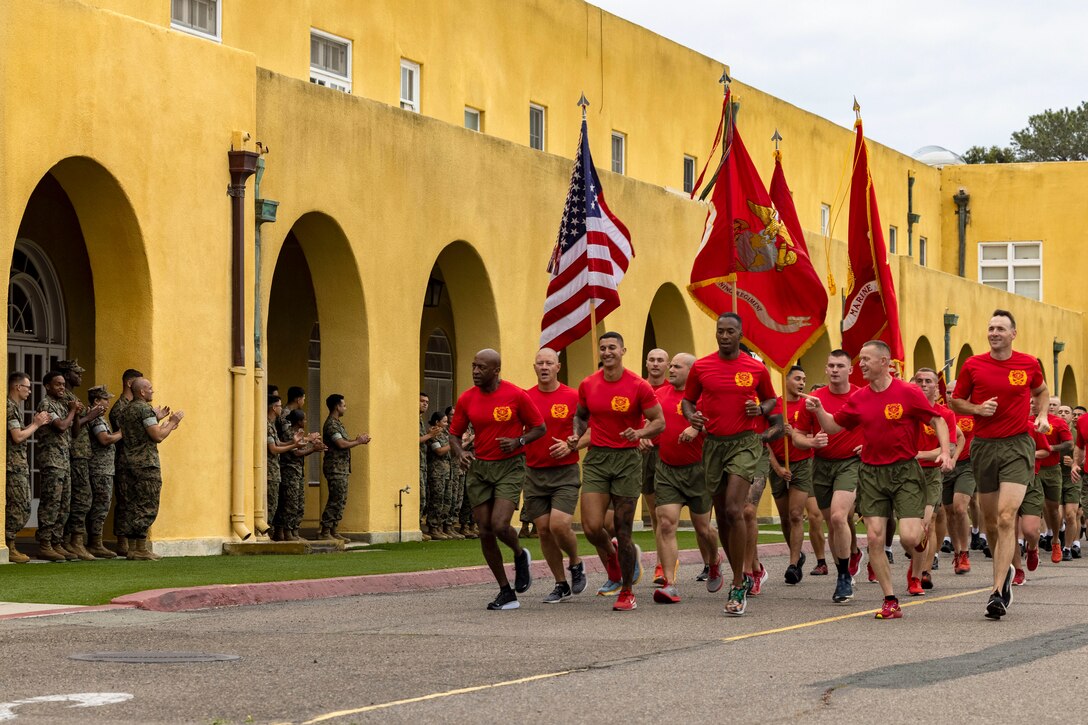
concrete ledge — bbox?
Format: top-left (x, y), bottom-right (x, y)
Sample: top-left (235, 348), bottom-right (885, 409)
top-left (222, 540), bottom-right (345, 555)
top-left (151, 537), bottom-right (231, 558)
top-left (356, 530), bottom-right (423, 544)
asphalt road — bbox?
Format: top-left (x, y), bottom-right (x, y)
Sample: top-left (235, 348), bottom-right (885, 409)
top-left (2, 550), bottom-right (1086, 724)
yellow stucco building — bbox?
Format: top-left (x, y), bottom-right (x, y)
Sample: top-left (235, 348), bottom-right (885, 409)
top-left (1, 0), bottom-right (1084, 559)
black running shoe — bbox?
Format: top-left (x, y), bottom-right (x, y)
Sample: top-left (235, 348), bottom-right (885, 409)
top-left (798, 552), bottom-right (807, 572)
top-left (983, 544), bottom-right (992, 559)
top-left (984, 591), bottom-right (1006, 620)
top-left (1040, 534), bottom-right (1052, 551)
top-left (1073, 545), bottom-right (1082, 560)
top-left (1063, 548), bottom-right (1073, 562)
top-left (970, 531), bottom-right (982, 551)
top-left (487, 588), bottom-right (520, 610)
top-left (568, 561), bottom-right (587, 594)
top-left (695, 564), bottom-right (710, 582)
top-left (885, 550), bottom-right (894, 565)
top-left (941, 538), bottom-right (954, 554)
top-left (784, 564), bottom-right (800, 585)
top-left (932, 555), bottom-right (939, 571)
top-left (542, 581), bottom-right (572, 604)
top-left (832, 573), bottom-right (854, 603)
top-left (1001, 564), bottom-right (1014, 607)
top-left (514, 548), bottom-right (533, 594)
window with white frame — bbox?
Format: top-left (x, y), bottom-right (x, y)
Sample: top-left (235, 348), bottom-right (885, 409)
top-left (171, 0), bottom-right (220, 41)
top-left (611, 132), bottom-right (626, 175)
top-left (978, 242), bottom-right (1042, 300)
top-left (888, 225), bottom-right (898, 254)
top-left (464, 107), bottom-right (481, 132)
top-left (310, 29), bottom-right (351, 93)
top-left (919, 236), bottom-right (928, 266)
top-left (400, 60), bottom-right (420, 112)
top-left (820, 203), bottom-right (831, 236)
top-left (529, 104), bottom-right (546, 150)
top-left (683, 155), bottom-right (697, 194)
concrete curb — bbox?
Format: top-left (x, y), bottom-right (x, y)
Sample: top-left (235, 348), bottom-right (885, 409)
top-left (0, 603), bottom-right (134, 622)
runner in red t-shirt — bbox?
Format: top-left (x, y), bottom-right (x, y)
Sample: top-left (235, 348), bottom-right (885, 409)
top-left (950, 310), bottom-right (1049, 619)
top-left (1071, 410), bottom-right (1088, 554)
top-left (942, 403), bottom-right (977, 574)
top-left (682, 313), bottom-right (782, 617)
top-left (1011, 414), bottom-right (1052, 585)
top-left (449, 349), bottom-right (546, 611)
top-left (1039, 397), bottom-right (1074, 562)
top-left (1054, 400), bottom-right (1081, 559)
top-left (641, 347), bottom-right (670, 586)
top-left (522, 348), bottom-right (585, 604)
top-left (570, 332), bottom-right (664, 612)
top-left (806, 340), bottom-right (953, 619)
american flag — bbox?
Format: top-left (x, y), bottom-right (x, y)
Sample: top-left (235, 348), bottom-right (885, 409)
top-left (540, 119), bottom-right (633, 352)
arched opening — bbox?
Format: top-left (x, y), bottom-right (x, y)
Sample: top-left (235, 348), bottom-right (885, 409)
top-left (423, 328), bottom-right (454, 414)
top-left (267, 212), bottom-right (368, 533)
top-left (641, 283), bottom-right (696, 376)
top-left (954, 343), bottom-right (974, 379)
top-left (798, 331), bottom-right (833, 389)
top-left (1061, 365), bottom-right (1078, 407)
top-left (912, 336), bottom-right (937, 375)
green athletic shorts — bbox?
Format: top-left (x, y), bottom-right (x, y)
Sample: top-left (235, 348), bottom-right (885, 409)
top-left (1039, 465), bottom-right (1062, 504)
top-left (857, 458), bottom-right (926, 520)
top-left (812, 457), bottom-right (859, 511)
top-left (941, 458), bottom-right (975, 506)
top-left (1019, 473), bottom-right (1044, 517)
top-left (641, 447), bottom-right (659, 496)
top-left (1061, 468), bottom-right (1082, 505)
top-left (466, 455), bottom-right (526, 509)
top-left (703, 432), bottom-right (762, 496)
top-left (654, 460), bottom-right (711, 515)
top-left (971, 434), bottom-right (1033, 493)
top-left (523, 464), bottom-right (581, 520)
top-left (582, 447), bottom-right (642, 499)
top-left (921, 466), bottom-right (943, 508)
top-left (769, 457), bottom-right (814, 499)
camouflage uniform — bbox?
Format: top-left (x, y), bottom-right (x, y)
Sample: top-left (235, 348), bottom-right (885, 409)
top-left (419, 415), bottom-right (428, 521)
top-left (427, 430), bottom-right (452, 529)
top-left (272, 410), bottom-right (293, 528)
top-left (87, 413), bottom-right (116, 539)
top-left (447, 457), bottom-right (464, 528)
top-left (457, 427), bottom-right (474, 527)
top-left (65, 391), bottom-right (93, 538)
top-left (109, 397), bottom-right (132, 540)
top-left (321, 415), bottom-right (351, 529)
top-left (6, 399), bottom-right (31, 540)
top-left (34, 395), bottom-right (72, 545)
top-left (279, 439), bottom-right (307, 531)
top-left (266, 419), bottom-right (282, 525)
top-left (119, 399), bottom-right (164, 539)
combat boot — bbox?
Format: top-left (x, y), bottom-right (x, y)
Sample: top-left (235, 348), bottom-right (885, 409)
top-left (430, 526), bottom-right (450, 540)
top-left (285, 529), bottom-right (301, 542)
top-left (115, 536), bottom-right (129, 557)
top-left (87, 535), bottom-right (117, 558)
top-left (462, 524), bottom-right (478, 539)
top-left (444, 524), bottom-right (465, 540)
top-left (37, 542), bottom-right (66, 562)
top-left (330, 527), bottom-right (350, 543)
top-left (421, 531), bottom-right (432, 541)
top-left (127, 539), bottom-right (158, 561)
top-left (318, 526), bottom-right (333, 540)
top-left (6, 539), bottom-right (29, 564)
top-left (53, 539), bottom-right (78, 560)
top-left (270, 527), bottom-right (282, 542)
top-left (145, 539), bottom-right (163, 560)
top-left (69, 533), bottom-right (96, 561)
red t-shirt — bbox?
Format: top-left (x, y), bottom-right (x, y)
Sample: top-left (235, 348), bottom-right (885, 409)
top-left (916, 403), bottom-right (957, 469)
top-left (684, 353), bottom-right (776, 436)
top-left (1077, 415), bottom-right (1088, 451)
top-left (578, 369), bottom-right (659, 449)
top-left (1039, 413), bottom-right (1072, 468)
top-left (767, 396), bottom-right (815, 463)
top-left (639, 380), bottom-right (670, 448)
top-left (449, 380), bottom-right (544, 461)
top-left (654, 384), bottom-right (704, 467)
top-left (1030, 417), bottom-right (1051, 474)
top-left (953, 352), bottom-right (1045, 440)
top-left (812, 384), bottom-right (863, 460)
top-left (832, 378), bottom-right (943, 466)
top-left (955, 413), bottom-right (975, 462)
top-left (523, 384), bottom-right (580, 469)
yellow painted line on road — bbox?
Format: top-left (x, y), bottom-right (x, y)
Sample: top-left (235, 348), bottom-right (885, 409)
top-left (721, 587), bottom-right (991, 642)
top-left (301, 668), bottom-right (588, 723)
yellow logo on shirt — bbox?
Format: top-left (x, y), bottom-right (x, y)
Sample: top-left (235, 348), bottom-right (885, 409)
top-left (959, 418), bottom-right (974, 432)
top-left (493, 406), bottom-right (513, 422)
top-left (676, 401), bottom-right (684, 415)
top-left (923, 423), bottom-right (935, 436)
top-left (1009, 370), bottom-right (1028, 386)
top-left (735, 371), bottom-right (754, 387)
top-left (611, 396), bottom-right (631, 412)
top-left (550, 403), bottom-right (569, 419)
top-left (884, 403), bottom-right (904, 420)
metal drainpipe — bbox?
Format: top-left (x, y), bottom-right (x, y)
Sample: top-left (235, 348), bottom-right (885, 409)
top-left (251, 153), bottom-right (278, 537)
top-left (228, 143), bottom-right (259, 541)
top-left (953, 188), bottom-right (970, 277)
top-left (943, 311), bottom-right (959, 380)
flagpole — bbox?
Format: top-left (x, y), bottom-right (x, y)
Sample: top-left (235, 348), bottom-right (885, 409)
top-left (578, 91), bottom-right (600, 371)
top-left (781, 369), bottom-right (790, 473)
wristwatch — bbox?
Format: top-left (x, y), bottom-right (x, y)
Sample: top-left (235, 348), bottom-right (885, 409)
top-left (518, 436), bottom-right (526, 448)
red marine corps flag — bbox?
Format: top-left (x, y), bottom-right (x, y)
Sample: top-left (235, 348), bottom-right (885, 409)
top-left (688, 88), bottom-right (827, 372)
top-left (841, 104), bottom-right (904, 381)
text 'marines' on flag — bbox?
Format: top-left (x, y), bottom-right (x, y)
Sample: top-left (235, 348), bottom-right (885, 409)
top-left (687, 90), bottom-right (827, 373)
top-left (540, 118), bottom-right (633, 352)
top-left (841, 116), bottom-right (904, 381)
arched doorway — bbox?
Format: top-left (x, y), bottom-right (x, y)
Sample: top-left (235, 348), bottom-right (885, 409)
top-left (954, 343), bottom-right (974, 379)
top-left (912, 336), bottom-right (937, 374)
top-left (423, 329), bottom-right (454, 414)
top-left (1061, 365), bottom-right (1078, 407)
top-left (641, 283), bottom-right (696, 376)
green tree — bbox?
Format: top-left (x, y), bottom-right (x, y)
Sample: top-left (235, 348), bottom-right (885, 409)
top-left (1010, 101), bottom-right (1088, 161)
top-left (963, 145), bottom-right (1017, 164)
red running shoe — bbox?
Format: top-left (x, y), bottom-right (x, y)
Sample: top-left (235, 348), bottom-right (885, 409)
top-left (867, 562), bottom-right (877, 583)
top-left (652, 583), bottom-right (681, 604)
top-left (750, 564), bottom-right (767, 596)
top-left (613, 589), bottom-right (637, 611)
top-left (652, 563), bottom-right (666, 587)
top-left (1012, 568), bottom-right (1026, 586)
top-left (1026, 546), bottom-right (1039, 572)
top-left (849, 548), bottom-right (865, 577)
top-left (954, 551), bottom-right (971, 575)
top-left (875, 598), bottom-right (902, 619)
top-left (1052, 541), bottom-right (1063, 564)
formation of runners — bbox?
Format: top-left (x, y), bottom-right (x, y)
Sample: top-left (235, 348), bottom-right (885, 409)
top-left (450, 309), bottom-right (1080, 620)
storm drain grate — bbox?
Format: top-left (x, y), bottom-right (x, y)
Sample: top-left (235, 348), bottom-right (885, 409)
top-left (70, 652), bottom-right (240, 664)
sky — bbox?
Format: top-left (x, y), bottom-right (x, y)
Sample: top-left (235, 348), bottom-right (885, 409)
top-left (591, 0), bottom-right (1088, 157)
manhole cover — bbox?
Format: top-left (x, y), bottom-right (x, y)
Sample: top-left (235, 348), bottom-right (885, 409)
top-left (69, 652), bottom-right (240, 664)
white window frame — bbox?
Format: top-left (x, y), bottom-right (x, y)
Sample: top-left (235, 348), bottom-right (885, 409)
top-left (611, 131), bottom-right (626, 175)
top-left (309, 28), bottom-right (352, 94)
top-left (170, 0), bottom-right (221, 42)
top-left (978, 241), bottom-right (1043, 301)
top-left (683, 155), bottom-right (697, 194)
top-left (529, 103), bottom-right (546, 151)
top-left (820, 203), bottom-right (831, 236)
top-left (888, 225), bottom-right (898, 254)
top-left (400, 59), bottom-right (421, 112)
top-left (464, 107), bottom-right (481, 132)
top-left (919, 236), bottom-right (928, 266)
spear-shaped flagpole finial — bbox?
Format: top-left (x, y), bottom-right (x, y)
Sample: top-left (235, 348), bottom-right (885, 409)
top-left (719, 68), bottom-right (731, 96)
top-left (771, 128), bottom-right (782, 151)
top-left (577, 92), bottom-right (589, 120)
top-left (853, 96), bottom-right (861, 121)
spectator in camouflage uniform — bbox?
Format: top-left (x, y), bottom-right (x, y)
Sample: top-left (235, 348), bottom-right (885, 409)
top-left (58, 360), bottom-right (103, 560)
top-left (267, 394), bottom-right (307, 540)
top-left (427, 411), bottom-right (461, 539)
top-left (442, 406), bottom-right (467, 538)
top-left (271, 386), bottom-right (306, 533)
top-left (119, 377), bottom-right (184, 561)
top-left (456, 424), bottom-right (477, 537)
top-left (419, 392), bottom-right (438, 539)
top-left (109, 368), bottom-right (143, 556)
top-left (5, 372), bottom-right (50, 563)
top-left (86, 385), bottom-right (122, 558)
top-left (320, 393), bottom-right (371, 542)
top-left (281, 408), bottom-right (326, 541)
top-left (35, 371), bottom-right (80, 561)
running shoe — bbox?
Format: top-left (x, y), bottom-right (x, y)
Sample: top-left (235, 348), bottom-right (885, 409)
top-left (983, 544), bottom-right (992, 559)
top-left (722, 585), bottom-right (747, 616)
top-left (597, 579), bottom-right (622, 596)
top-left (798, 552), bottom-right (807, 572)
top-left (954, 551), bottom-right (971, 575)
top-left (810, 561), bottom-right (829, 576)
top-left (907, 562), bottom-right (923, 596)
top-left (1052, 541), bottom-right (1063, 564)
top-left (875, 598), bottom-right (902, 619)
top-left (542, 582), bottom-right (572, 604)
top-left (1063, 548), bottom-right (1073, 562)
top-left (1026, 546), bottom-right (1039, 572)
top-left (514, 548), bottom-right (533, 593)
top-left (1001, 564), bottom-right (1014, 607)
top-left (885, 549), bottom-right (894, 565)
top-left (1040, 533), bottom-right (1052, 551)
top-left (569, 561), bottom-right (587, 594)
top-left (932, 555), bottom-right (939, 571)
top-left (706, 555), bottom-right (725, 593)
top-left (750, 564), bottom-right (767, 596)
top-left (920, 571), bottom-right (933, 590)
top-left (848, 548), bottom-right (864, 577)
top-left (744, 573), bottom-right (755, 595)
top-left (652, 584), bottom-right (681, 604)
top-left (652, 563), bottom-right (666, 587)
top-left (1019, 540), bottom-right (1026, 556)
top-left (941, 537), bottom-right (954, 554)
top-left (784, 563), bottom-right (801, 585)
top-left (487, 588), bottom-right (520, 610)
top-left (613, 589), bottom-right (637, 611)
top-left (1073, 543), bottom-right (1082, 559)
top-left (632, 544), bottom-right (644, 586)
top-left (867, 562), bottom-right (877, 583)
top-left (984, 591), bottom-right (1006, 619)
top-left (970, 531), bottom-right (982, 550)
top-left (1012, 568), bottom-right (1025, 586)
top-left (832, 573), bottom-right (854, 604)
top-left (695, 564), bottom-right (710, 582)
